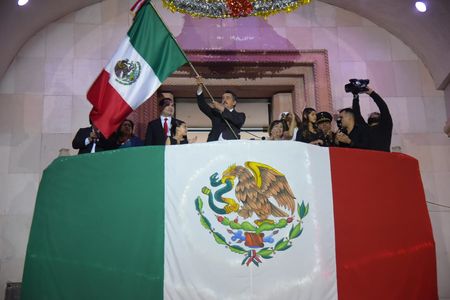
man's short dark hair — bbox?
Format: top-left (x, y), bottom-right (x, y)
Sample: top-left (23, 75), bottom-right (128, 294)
top-left (339, 108), bottom-right (354, 115)
top-left (224, 90), bottom-right (238, 102)
top-left (122, 119), bottom-right (134, 130)
top-left (170, 119), bottom-right (186, 137)
top-left (159, 97), bottom-right (173, 108)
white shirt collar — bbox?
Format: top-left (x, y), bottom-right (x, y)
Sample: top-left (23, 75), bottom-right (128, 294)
top-left (160, 115), bottom-right (172, 123)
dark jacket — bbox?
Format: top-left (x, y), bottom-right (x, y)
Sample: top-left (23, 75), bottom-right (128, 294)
top-left (353, 92), bottom-right (393, 152)
top-left (72, 127), bottom-right (117, 155)
top-left (296, 127), bottom-right (322, 143)
top-left (337, 123), bottom-right (370, 149)
top-left (321, 131), bottom-right (336, 147)
top-left (144, 117), bottom-right (183, 146)
top-left (167, 137), bottom-right (188, 145)
top-left (118, 135), bottom-right (144, 148)
top-left (197, 92), bottom-right (246, 142)
top-left (296, 126), bottom-right (335, 147)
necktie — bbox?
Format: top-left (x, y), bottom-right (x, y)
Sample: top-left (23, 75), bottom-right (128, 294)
top-left (163, 118), bottom-right (169, 137)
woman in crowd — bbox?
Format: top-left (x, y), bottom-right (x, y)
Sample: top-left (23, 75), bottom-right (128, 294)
top-left (282, 112), bottom-right (302, 140)
top-left (268, 119), bottom-right (288, 140)
top-left (166, 120), bottom-right (198, 145)
top-left (116, 119), bottom-right (144, 148)
top-left (295, 108), bottom-right (323, 145)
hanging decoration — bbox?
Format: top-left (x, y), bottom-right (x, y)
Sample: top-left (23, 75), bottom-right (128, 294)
top-left (227, 0), bottom-right (254, 17)
top-left (162, 0), bottom-right (311, 19)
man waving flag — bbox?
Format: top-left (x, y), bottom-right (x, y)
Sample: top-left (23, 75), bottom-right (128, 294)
top-left (87, 0), bottom-right (187, 138)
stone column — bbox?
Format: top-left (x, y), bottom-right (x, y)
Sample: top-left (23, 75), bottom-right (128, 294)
top-left (444, 84), bottom-right (450, 136)
top-left (271, 93), bottom-right (294, 121)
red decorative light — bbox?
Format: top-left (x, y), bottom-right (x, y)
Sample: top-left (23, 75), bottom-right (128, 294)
top-left (226, 0), bottom-right (254, 17)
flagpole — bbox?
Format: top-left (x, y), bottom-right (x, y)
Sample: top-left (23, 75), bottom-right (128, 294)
top-left (148, 1), bottom-right (240, 140)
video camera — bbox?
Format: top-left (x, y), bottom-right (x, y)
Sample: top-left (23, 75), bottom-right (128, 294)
top-left (345, 79), bottom-right (369, 94)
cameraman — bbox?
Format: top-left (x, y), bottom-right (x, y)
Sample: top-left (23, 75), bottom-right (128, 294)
top-left (352, 87), bottom-right (393, 152)
top-left (335, 108), bottom-right (370, 149)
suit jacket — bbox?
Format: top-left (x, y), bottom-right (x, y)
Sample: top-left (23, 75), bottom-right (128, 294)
top-left (144, 117), bottom-right (183, 146)
top-left (72, 127), bottom-right (117, 155)
top-left (197, 92), bottom-right (246, 142)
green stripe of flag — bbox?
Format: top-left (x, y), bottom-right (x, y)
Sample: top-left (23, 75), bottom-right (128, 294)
top-left (21, 147), bottom-right (166, 300)
top-left (128, 2), bottom-right (188, 82)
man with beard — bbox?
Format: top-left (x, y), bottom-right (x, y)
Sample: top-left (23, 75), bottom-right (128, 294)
top-left (335, 108), bottom-right (370, 149)
top-left (196, 77), bottom-right (246, 142)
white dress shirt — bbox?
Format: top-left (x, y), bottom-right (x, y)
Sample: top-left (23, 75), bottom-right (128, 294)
top-left (84, 137), bottom-right (97, 153)
top-left (160, 116), bottom-right (172, 137)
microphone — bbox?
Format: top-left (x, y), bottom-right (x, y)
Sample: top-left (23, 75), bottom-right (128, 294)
top-left (241, 129), bottom-right (266, 140)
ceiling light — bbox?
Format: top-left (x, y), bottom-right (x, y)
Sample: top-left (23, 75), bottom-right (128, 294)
top-left (17, 0), bottom-right (29, 6)
top-left (415, 1), bottom-right (427, 12)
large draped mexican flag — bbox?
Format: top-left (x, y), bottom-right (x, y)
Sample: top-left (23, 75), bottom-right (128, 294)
top-left (21, 141), bottom-right (437, 300)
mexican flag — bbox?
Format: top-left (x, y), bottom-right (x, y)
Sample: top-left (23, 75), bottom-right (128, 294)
top-left (87, 1), bottom-right (187, 138)
top-left (21, 142), bottom-right (437, 300)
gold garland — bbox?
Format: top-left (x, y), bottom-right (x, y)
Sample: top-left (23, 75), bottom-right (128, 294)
top-left (162, 0), bottom-right (311, 19)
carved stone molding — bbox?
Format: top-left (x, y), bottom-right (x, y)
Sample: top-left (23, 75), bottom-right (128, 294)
top-left (134, 49), bottom-right (332, 138)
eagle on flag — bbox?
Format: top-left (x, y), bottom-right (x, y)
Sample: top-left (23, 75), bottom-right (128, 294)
top-left (220, 161), bottom-right (296, 222)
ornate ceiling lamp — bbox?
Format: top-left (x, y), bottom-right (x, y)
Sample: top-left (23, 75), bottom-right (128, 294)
top-left (162, 0), bottom-right (311, 18)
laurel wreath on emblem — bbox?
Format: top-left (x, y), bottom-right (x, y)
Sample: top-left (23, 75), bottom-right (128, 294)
top-left (194, 161), bottom-right (309, 267)
top-left (114, 59), bottom-right (141, 85)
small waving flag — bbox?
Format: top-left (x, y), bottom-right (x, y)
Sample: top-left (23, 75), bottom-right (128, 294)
top-left (87, 1), bottom-right (187, 138)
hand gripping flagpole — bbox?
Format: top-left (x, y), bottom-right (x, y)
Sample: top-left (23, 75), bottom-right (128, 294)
top-left (135, 0), bottom-right (240, 140)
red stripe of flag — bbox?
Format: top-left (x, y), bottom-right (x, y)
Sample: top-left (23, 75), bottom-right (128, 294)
top-left (330, 148), bottom-right (437, 300)
top-left (87, 70), bottom-right (133, 138)
top-left (130, 0), bottom-right (146, 14)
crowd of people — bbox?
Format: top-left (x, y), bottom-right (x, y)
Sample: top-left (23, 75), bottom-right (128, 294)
top-left (72, 78), bottom-right (393, 155)
top-left (266, 86), bottom-right (393, 151)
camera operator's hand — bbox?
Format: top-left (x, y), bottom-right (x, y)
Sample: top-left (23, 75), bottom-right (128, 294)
top-left (336, 132), bottom-right (351, 144)
top-left (364, 87), bottom-right (374, 95)
top-left (282, 112), bottom-right (291, 122)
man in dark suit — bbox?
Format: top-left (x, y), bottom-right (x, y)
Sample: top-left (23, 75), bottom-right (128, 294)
top-left (196, 77), bottom-right (246, 142)
top-left (144, 98), bottom-right (183, 145)
top-left (72, 120), bottom-right (117, 154)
